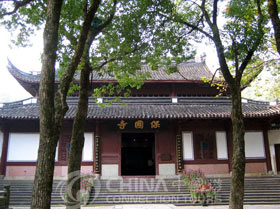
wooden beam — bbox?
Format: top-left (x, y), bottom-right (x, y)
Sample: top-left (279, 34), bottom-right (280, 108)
top-left (263, 129), bottom-right (272, 172)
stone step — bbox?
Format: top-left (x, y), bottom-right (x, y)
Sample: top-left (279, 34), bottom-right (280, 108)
top-left (2, 176), bottom-right (280, 206)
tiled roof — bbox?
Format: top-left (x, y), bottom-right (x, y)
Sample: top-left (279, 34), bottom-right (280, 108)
top-left (0, 97), bottom-right (279, 120)
top-left (89, 63), bottom-right (213, 81)
top-left (7, 60), bottom-right (213, 83)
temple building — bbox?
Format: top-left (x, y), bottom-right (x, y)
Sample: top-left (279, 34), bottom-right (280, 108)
top-left (0, 60), bottom-right (280, 179)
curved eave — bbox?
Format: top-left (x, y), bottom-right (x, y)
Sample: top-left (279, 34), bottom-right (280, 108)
top-left (7, 59), bottom-right (215, 85)
top-left (8, 59), bottom-right (41, 83)
top-left (14, 78), bottom-right (38, 97)
top-left (7, 59), bottom-right (40, 96)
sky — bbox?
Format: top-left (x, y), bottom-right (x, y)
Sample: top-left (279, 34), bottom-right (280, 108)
top-left (0, 27), bottom-right (43, 102)
top-left (0, 25), bottom-right (220, 103)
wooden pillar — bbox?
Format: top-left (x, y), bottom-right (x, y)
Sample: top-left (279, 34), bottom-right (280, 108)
top-left (176, 134), bottom-right (183, 173)
top-left (0, 131), bottom-right (9, 176)
top-left (175, 121), bottom-right (183, 173)
top-left (94, 121), bottom-right (101, 174)
top-left (263, 129), bottom-right (272, 172)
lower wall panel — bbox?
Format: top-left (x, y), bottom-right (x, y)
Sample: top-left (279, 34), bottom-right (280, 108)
top-left (183, 162), bottom-right (267, 175)
top-left (5, 163), bottom-right (267, 177)
top-left (6, 165), bottom-right (93, 177)
top-left (6, 166), bottom-right (36, 177)
top-left (245, 162), bottom-right (267, 173)
top-left (183, 164), bottom-right (229, 174)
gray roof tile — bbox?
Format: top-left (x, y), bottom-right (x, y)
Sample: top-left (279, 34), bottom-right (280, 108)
top-left (8, 60), bottom-right (213, 83)
top-left (0, 97), bottom-right (279, 120)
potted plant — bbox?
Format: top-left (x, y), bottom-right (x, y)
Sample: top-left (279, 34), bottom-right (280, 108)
top-left (181, 169), bottom-right (217, 205)
top-left (80, 173), bottom-right (94, 206)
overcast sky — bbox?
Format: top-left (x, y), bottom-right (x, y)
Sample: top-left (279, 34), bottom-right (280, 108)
top-left (0, 26), bottom-right (219, 103)
top-left (0, 27), bottom-right (43, 102)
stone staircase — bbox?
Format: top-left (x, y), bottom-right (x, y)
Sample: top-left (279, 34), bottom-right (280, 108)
top-left (0, 176), bottom-right (280, 206)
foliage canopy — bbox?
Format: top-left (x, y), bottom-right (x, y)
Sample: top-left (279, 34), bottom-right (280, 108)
top-left (1, 0), bottom-right (195, 97)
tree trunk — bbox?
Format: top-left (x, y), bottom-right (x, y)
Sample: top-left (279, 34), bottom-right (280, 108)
top-left (229, 85), bottom-right (246, 209)
top-left (31, 0), bottom-right (63, 208)
top-left (66, 63), bottom-right (90, 208)
top-left (268, 0), bottom-right (280, 55)
top-left (31, 1), bottom-right (101, 208)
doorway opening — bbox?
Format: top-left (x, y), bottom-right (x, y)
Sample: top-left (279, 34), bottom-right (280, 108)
top-left (121, 133), bottom-right (155, 176)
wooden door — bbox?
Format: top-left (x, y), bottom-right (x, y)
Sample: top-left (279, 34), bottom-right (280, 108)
top-left (275, 144), bottom-right (280, 172)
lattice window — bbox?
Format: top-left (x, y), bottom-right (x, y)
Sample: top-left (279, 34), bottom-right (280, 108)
top-left (194, 132), bottom-right (216, 160)
top-left (59, 135), bottom-right (71, 161)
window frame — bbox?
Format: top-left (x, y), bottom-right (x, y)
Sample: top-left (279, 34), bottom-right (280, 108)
top-left (193, 131), bottom-right (217, 161)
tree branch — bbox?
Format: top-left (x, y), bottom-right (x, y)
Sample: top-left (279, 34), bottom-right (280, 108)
top-left (200, 0), bottom-right (234, 86)
top-left (238, 0), bottom-right (264, 80)
top-left (55, 0), bottom-right (102, 125)
top-left (95, 0), bottom-right (117, 32)
top-left (200, 0), bottom-right (213, 28)
top-left (241, 58), bottom-right (280, 89)
top-left (158, 4), bottom-right (213, 40)
top-left (268, 0), bottom-right (280, 55)
top-left (231, 36), bottom-right (239, 72)
top-left (181, 20), bottom-right (213, 40)
top-left (93, 44), bottom-right (143, 71)
top-left (0, 0), bottom-right (34, 17)
top-left (210, 67), bottom-right (220, 84)
top-left (213, 0), bottom-right (218, 25)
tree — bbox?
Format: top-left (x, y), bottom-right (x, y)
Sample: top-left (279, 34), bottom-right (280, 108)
top-left (268, 0), bottom-right (280, 55)
top-left (33, 0), bottom-right (101, 208)
top-left (65, 0), bottom-right (193, 206)
top-left (1, 0), bottom-right (118, 207)
top-left (171, 0), bottom-right (266, 208)
top-left (32, 0), bottom-right (64, 208)
top-left (1, 0), bottom-right (192, 208)
top-left (268, 77), bottom-right (280, 99)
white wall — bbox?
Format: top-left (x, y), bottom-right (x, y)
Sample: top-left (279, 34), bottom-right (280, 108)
top-left (268, 130), bottom-right (280, 174)
top-left (0, 131), bottom-right (3, 160)
top-left (7, 133), bottom-right (40, 162)
top-left (158, 163), bottom-right (176, 177)
top-left (216, 131), bottom-right (228, 159)
top-left (182, 132), bottom-right (194, 160)
top-left (101, 164), bottom-right (120, 179)
top-left (244, 131), bottom-right (265, 159)
top-left (268, 130), bottom-right (280, 144)
top-left (82, 133), bottom-right (94, 161)
top-left (5, 132), bottom-right (92, 162)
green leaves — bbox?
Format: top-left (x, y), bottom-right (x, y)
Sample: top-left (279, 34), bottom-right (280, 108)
top-left (1, 0), bottom-right (195, 103)
top-left (224, 0), bottom-right (267, 61)
top-left (1, 0), bottom-right (47, 47)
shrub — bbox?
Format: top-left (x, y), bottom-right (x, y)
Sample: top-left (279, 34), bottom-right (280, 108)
top-left (181, 169), bottom-right (217, 202)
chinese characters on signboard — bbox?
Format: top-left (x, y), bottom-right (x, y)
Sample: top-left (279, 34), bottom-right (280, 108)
top-left (135, 120), bottom-right (144, 129)
top-left (117, 120), bottom-right (161, 130)
top-left (150, 120), bottom-right (160, 129)
top-left (117, 120), bottom-right (127, 130)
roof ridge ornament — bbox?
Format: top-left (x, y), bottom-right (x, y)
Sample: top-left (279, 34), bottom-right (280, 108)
top-left (200, 53), bottom-right (207, 63)
top-left (270, 99), bottom-right (279, 106)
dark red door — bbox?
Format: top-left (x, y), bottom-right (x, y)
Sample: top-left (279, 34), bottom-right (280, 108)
top-left (275, 144), bottom-right (280, 172)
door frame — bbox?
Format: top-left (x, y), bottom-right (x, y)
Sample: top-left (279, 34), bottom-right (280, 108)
top-left (120, 132), bottom-right (156, 176)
